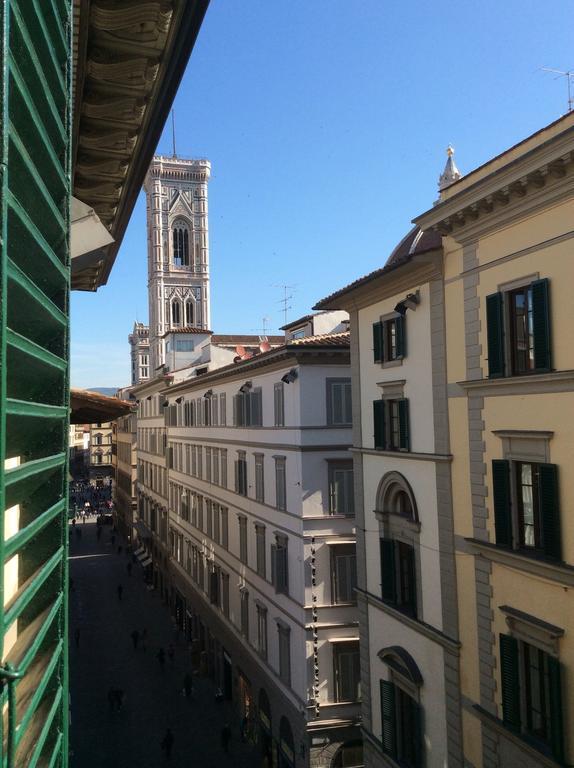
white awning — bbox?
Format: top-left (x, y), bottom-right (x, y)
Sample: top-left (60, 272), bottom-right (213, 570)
top-left (71, 197), bottom-right (114, 259)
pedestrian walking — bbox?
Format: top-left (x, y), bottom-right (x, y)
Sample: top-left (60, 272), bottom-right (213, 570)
top-left (130, 629), bottom-right (140, 650)
top-left (74, 628), bottom-right (80, 648)
top-left (117, 583), bottom-right (123, 601)
top-left (221, 724), bottom-right (231, 754)
top-left (126, 561), bottom-right (132, 577)
top-left (160, 728), bottom-right (174, 760)
top-left (182, 672), bottom-right (193, 698)
top-left (157, 647), bottom-right (166, 669)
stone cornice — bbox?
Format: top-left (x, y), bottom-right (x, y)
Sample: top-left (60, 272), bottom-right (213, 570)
top-left (413, 124), bottom-right (574, 244)
top-left (465, 538), bottom-right (574, 587)
top-left (455, 369), bottom-right (574, 397)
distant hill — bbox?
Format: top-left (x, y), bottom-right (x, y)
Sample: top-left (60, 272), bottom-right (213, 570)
top-left (88, 387), bottom-right (119, 397)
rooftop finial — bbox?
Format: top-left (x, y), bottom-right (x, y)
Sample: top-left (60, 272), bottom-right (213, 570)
top-left (438, 145), bottom-right (461, 191)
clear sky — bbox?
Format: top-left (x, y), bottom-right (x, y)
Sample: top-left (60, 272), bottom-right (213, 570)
top-left (70, 0), bottom-right (574, 388)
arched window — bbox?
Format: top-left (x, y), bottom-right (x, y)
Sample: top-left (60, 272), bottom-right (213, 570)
top-left (378, 647), bottom-right (423, 767)
top-left (185, 301), bottom-right (194, 326)
top-left (376, 472), bottom-right (418, 522)
top-left (172, 221), bottom-right (190, 266)
top-left (332, 740), bottom-right (363, 768)
top-left (172, 301), bottom-right (181, 325)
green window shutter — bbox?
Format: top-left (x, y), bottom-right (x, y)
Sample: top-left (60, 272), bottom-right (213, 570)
top-left (380, 680), bottom-right (397, 758)
top-left (548, 656), bottom-right (565, 764)
top-left (539, 463), bottom-right (561, 561)
top-left (373, 321), bottom-right (384, 363)
top-left (532, 278), bottom-right (551, 372)
top-left (492, 460), bottom-right (512, 547)
top-left (486, 292), bottom-right (505, 378)
top-left (398, 398), bottom-right (410, 451)
top-left (499, 634), bottom-right (521, 730)
top-left (411, 699), bottom-right (424, 768)
top-left (373, 399), bottom-right (385, 449)
top-left (395, 315), bottom-right (406, 358)
top-left (380, 539), bottom-right (396, 603)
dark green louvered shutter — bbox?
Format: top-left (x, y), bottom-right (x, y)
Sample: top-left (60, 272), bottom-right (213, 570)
top-left (373, 321), bottom-right (384, 363)
top-left (492, 460), bottom-right (512, 547)
top-left (539, 463), bottom-right (561, 561)
top-left (500, 634), bottom-right (521, 730)
top-left (532, 279), bottom-right (551, 372)
top-left (373, 399), bottom-right (385, 449)
top-left (395, 315), bottom-right (406, 358)
top-left (486, 292), bottom-right (505, 378)
top-left (548, 656), bottom-right (565, 764)
top-left (411, 699), bottom-right (424, 768)
top-left (380, 680), bottom-right (396, 757)
top-left (380, 539), bottom-right (396, 603)
top-left (398, 398), bottom-right (410, 451)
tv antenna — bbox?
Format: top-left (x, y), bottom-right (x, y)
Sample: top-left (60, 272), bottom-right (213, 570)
top-left (541, 67), bottom-right (574, 112)
top-left (250, 316), bottom-right (271, 338)
top-left (273, 284), bottom-right (297, 327)
top-left (171, 109), bottom-right (177, 157)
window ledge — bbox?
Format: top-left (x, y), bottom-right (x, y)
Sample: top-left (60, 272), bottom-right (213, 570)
top-left (456, 369), bottom-right (574, 396)
top-left (471, 705), bottom-right (561, 768)
top-left (352, 447), bottom-right (452, 463)
top-left (465, 538), bottom-right (574, 586)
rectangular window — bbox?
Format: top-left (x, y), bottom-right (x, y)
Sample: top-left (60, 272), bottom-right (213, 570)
top-left (271, 535), bottom-right (289, 595)
top-left (331, 545), bottom-right (357, 604)
top-left (329, 462), bottom-right (354, 515)
top-left (219, 393), bottom-right (226, 425)
top-left (233, 388), bottom-right (263, 427)
top-left (197, 495), bottom-right (203, 532)
top-left (380, 681), bottom-right (422, 767)
top-left (275, 457), bottom-right (287, 511)
top-left (238, 515), bottom-right (248, 564)
top-left (487, 279), bottom-right (551, 378)
top-left (220, 449), bottom-right (228, 488)
top-left (210, 566), bottom-right (219, 604)
top-left (212, 395), bottom-right (219, 426)
top-left (373, 316), bottom-right (406, 364)
top-left (373, 398), bottom-right (410, 452)
top-left (213, 447), bottom-right (220, 485)
top-left (235, 452), bottom-right (248, 496)
top-left (255, 453), bottom-right (265, 503)
top-left (333, 642), bottom-right (360, 702)
top-left (255, 524), bottom-right (266, 578)
top-left (213, 502), bottom-right (220, 544)
top-left (205, 447), bottom-right (212, 483)
top-left (380, 539), bottom-right (417, 618)
top-left (240, 589), bottom-right (249, 639)
top-left (220, 507), bottom-right (228, 550)
top-left (327, 379), bottom-right (352, 426)
top-left (206, 499), bottom-right (213, 539)
top-left (221, 572), bottom-right (230, 618)
top-left (257, 604), bottom-right (268, 660)
top-left (278, 624), bottom-right (291, 686)
top-left (274, 382), bottom-right (285, 427)
top-left (492, 460), bottom-right (560, 560)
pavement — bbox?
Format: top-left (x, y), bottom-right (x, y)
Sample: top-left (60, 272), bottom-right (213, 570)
top-left (69, 519), bottom-right (261, 767)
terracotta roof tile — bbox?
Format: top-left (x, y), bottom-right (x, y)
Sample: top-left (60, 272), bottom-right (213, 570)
top-left (288, 331), bottom-right (350, 347)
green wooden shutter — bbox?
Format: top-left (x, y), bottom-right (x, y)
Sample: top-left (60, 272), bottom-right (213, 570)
top-left (395, 315), bottom-right (406, 358)
top-left (499, 634), bottom-right (521, 730)
top-left (532, 278), bottom-right (551, 372)
top-left (411, 699), bottom-right (424, 768)
top-left (0, 1), bottom-right (72, 765)
top-left (380, 539), bottom-right (396, 604)
top-left (539, 463), bottom-right (561, 561)
top-left (548, 656), bottom-right (565, 764)
top-left (398, 398), bottom-right (410, 451)
top-left (492, 460), bottom-right (512, 547)
top-left (486, 292), bottom-right (505, 378)
top-left (373, 321), bottom-right (384, 363)
top-left (373, 399), bottom-right (385, 449)
top-left (380, 680), bottom-right (396, 757)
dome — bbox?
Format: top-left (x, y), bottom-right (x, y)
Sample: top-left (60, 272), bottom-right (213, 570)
top-left (385, 226), bottom-right (442, 268)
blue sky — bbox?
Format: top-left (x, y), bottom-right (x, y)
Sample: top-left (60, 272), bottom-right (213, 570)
top-left (71, 0), bottom-right (574, 387)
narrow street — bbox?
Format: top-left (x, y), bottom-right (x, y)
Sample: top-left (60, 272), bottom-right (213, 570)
top-left (69, 519), bottom-right (260, 767)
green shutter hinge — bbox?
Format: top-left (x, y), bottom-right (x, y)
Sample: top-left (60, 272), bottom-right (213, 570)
top-left (0, 663), bottom-right (23, 767)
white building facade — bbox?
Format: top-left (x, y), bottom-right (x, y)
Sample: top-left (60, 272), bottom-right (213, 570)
top-left (316, 231), bottom-right (463, 768)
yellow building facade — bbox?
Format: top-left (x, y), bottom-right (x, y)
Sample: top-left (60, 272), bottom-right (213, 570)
top-left (416, 112), bottom-right (574, 767)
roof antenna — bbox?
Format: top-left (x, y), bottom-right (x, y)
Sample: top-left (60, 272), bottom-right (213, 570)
top-left (541, 67), bottom-right (574, 112)
top-left (273, 284), bottom-right (296, 327)
top-left (171, 109), bottom-right (177, 157)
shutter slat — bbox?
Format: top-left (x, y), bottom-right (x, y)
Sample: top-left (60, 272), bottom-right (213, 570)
top-left (532, 278), bottom-right (551, 372)
top-left (396, 315), bottom-right (406, 358)
top-left (539, 463), bottom-right (561, 561)
top-left (398, 398), bottom-right (410, 451)
top-left (380, 680), bottom-right (396, 758)
top-left (380, 539), bottom-right (396, 604)
top-left (486, 292), bottom-right (505, 378)
top-left (373, 399), bottom-right (385, 449)
top-left (492, 460), bottom-right (512, 547)
top-left (548, 656), bottom-right (565, 764)
top-left (499, 634), bottom-right (521, 730)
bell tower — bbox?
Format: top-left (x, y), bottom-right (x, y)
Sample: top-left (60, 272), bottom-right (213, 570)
top-left (144, 155), bottom-right (211, 372)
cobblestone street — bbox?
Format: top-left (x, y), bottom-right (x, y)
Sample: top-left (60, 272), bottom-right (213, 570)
top-left (69, 520), bottom-right (260, 767)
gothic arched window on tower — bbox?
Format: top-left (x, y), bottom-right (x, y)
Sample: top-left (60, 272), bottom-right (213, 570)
top-left (172, 300), bottom-right (181, 326)
top-left (185, 301), bottom-right (194, 326)
top-left (172, 222), bottom-right (190, 267)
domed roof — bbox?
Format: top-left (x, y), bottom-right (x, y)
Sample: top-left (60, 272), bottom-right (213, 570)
top-left (385, 226), bottom-right (442, 268)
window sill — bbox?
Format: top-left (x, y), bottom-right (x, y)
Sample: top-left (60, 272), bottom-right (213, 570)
top-left (352, 447), bottom-right (452, 463)
top-left (465, 538), bottom-right (574, 586)
top-left (456, 369), bottom-right (574, 396)
top-left (471, 705), bottom-right (562, 768)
